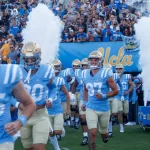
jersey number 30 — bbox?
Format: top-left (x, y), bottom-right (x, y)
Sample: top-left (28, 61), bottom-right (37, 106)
top-left (25, 84), bottom-right (44, 102)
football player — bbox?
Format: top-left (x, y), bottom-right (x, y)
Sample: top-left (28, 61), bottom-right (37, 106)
top-left (0, 64), bottom-right (36, 150)
top-left (115, 64), bottom-right (133, 133)
top-left (47, 74), bottom-right (70, 150)
top-left (73, 58), bottom-right (89, 145)
top-left (19, 42), bottom-right (57, 150)
top-left (66, 59), bottom-right (81, 129)
top-left (52, 59), bottom-right (71, 126)
top-left (82, 51), bottom-right (118, 150)
top-left (103, 63), bottom-right (123, 137)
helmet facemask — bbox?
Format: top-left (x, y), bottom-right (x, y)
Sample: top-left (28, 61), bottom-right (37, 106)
top-left (72, 59), bottom-right (81, 70)
top-left (21, 42), bottom-right (41, 71)
top-left (22, 54), bottom-right (41, 70)
top-left (54, 65), bottom-right (62, 73)
top-left (88, 51), bottom-right (104, 70)
top-left (115, 64), bottom-right (124, 75)
top-left (52, 59), bottom-right (62, 73)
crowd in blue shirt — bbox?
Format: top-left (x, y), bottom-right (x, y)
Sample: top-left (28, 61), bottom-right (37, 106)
top-left (0, 0), bottom-right (149, 45)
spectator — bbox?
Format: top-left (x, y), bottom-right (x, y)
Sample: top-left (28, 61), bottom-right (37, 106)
top-left (119, 0), bottom-right (128, 11)
top-left (101, 20), bottom-right (113, 42)
top-left (0, 38), bottom-right (12, 64)
top-left (0, 26), bottom-right (8, 39)
top-left (134, 79), bottom-right (144, 106)
top-left (8, 44), bottom-right (19, 64)
top-left (66, 29), bottom-right (76, 42)
top-left (77, 26), bottom-right (87, 42)
top-left (126, 82), bottom-right (137, 126)
top-left (0, 36), bottom-right (6, 48)
top-left (112, 26), bottom-right (122, 41)
top-left (15, 31), bottom-right (22, 42)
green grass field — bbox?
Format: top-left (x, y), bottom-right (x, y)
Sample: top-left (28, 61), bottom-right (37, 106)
top-left (15, 125), bottom-right (150, 150)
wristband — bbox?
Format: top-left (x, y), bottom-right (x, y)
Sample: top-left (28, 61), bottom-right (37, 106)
top-left (68, 77), bottom-right (75, 84)
top-left (17, 115), bottom-right (27, 126)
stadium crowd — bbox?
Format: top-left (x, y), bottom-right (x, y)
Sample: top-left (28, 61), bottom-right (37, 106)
top-left (0, 0), bottom-right (150, 65)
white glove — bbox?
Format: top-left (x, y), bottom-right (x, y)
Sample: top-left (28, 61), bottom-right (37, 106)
top-left (121, 96), bottom-right (124, 101)
top-left (69, 92), bottom-right (76, 102)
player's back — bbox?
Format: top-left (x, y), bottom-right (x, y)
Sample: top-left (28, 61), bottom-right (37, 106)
top-left (20, 64), bottom-right (53, 106)
top-left (0, 64), bottom-right (21, 143)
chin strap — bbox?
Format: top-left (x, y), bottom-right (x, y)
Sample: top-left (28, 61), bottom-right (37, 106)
top-left (24, 69), bottom-right (32, 83)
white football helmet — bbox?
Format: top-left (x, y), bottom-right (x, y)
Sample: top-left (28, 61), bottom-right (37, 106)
top-left (81, 58), bottom-right (88, 65)
top-left (115, 64), bottom-right (124, 75)
top-left (81, 58), bottom-right (88, 69)
top-left (21, 42), bottom-right (41, 70)
top-left (88, 50), bottom-right (104, 69)
top-left (52, 59), bottom-right (62, 72)
top-left (72, 59), bottom-right (81, 69)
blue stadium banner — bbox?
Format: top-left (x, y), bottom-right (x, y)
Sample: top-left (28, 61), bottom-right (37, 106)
top-left (58, 42), bottom-right (140, 72)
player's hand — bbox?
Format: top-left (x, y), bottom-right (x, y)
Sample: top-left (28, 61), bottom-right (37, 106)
top-left (46, 99), bottom-right (52, 108)
top-left (4, 121), bottom-right (22, 136)
top-left (124, 91), bottom-right (129, 96)
top-left (81, 104), bottom-right (86, 111)
top-left (121, 96), bottom-right (125, 101)
top-left (66, 107), bottom-right (71, 115)
top-left (96, 93), bottom-right (103, 99)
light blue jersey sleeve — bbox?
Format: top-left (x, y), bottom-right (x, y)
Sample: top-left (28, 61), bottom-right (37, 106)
top-left (0, 64), bottom-right (22, 144)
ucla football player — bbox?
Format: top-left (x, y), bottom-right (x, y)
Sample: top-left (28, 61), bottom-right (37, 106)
top-left (52, 59), bottom-right (71, 126)
top-left (115, 64), bottom-right (133, 133)
top-left (72, 58), bottom-right (89, 145)
top-left (47, 73), bottom-right (70, 150)
top-left (103, 63), bottom-right (123, 137)
top-left (0, 64), bottom-right (36, 150)
top-left (66, 59), bottom-right (81, 129)
top-left (82, 51), bottom-right (118, 150)
top-left (19, 42), bottom-right (57, 150)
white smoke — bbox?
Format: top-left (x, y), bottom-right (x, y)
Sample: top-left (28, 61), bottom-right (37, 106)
top-left (22, 3), bottom-right (63, 64)
top-left (134, 0), bottom-right (150, 105)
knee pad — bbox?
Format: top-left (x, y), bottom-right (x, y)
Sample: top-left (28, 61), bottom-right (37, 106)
top-left (71, 105), bottom-right (76, 111)
top-left (81, 121), bottom-right (87, 126)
